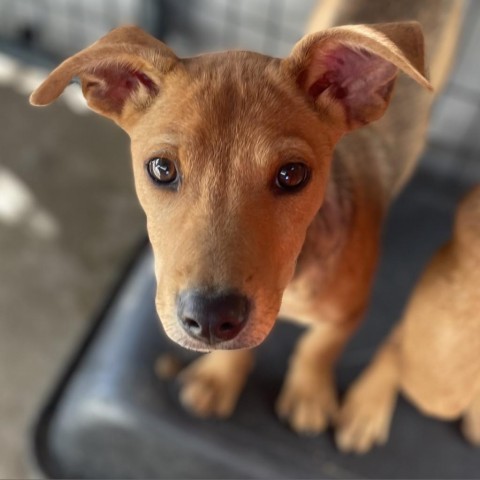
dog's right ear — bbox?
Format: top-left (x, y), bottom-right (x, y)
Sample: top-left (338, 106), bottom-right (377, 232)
top-left (30, 26), bottom-right (178, 127)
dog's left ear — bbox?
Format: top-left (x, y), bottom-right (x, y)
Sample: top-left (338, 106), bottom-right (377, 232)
top-left (283, 22), bottom-right (432, 131)
top-left (30, 26), bottom-right (178, 127)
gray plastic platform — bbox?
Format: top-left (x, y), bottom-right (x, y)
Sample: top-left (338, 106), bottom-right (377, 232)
top-left (32, 150), bottom-right (480, 479)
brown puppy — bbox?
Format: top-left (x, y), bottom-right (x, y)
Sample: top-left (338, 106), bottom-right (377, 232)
top-left (29, 0), bottom-right (462, 435)
top-left (337, 185), bottom-right (480, 453)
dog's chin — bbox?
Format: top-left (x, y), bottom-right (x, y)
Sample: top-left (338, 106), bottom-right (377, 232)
top-left (162, 320), bottom-right (276, 353)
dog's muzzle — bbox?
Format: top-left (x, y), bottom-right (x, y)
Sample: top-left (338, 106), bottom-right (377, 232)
top-left (177, 290), bottom-right (250, 345)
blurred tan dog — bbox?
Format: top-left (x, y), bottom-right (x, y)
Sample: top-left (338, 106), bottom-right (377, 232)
top-left (30, 0), bottom-right (462, 437)
top-left (337, 185), bottom-right (480, 453)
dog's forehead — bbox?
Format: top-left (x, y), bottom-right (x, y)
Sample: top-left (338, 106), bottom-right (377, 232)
top-left (131, 50), bottom-right (322, 174)
top-left (178, 52), bottom-right (294, 136)
top-left (182, 50), bottom-right (281, 91)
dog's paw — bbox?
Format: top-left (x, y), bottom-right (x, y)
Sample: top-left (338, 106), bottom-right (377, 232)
top-left (276, 369), bottom-right (338, 436)
top-left (176, 351), bottom-right (252, 419)
top-left (178, 357), bottom-right (240, 418)
top-left (155, 353), bottom-right (183, 380)
top-left (462, 399), bottom-right (480, 446)
top-left (335, 381), bottom-right (396, 454)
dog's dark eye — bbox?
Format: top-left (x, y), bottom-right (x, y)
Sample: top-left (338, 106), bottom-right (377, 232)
top-left (147, 157), bottom-right (178, 184)
top-left (276, 162), bottom-right (310, 191)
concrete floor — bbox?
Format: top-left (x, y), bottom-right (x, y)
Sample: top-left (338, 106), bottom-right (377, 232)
top-left (0, 86), bottom-right (145, 478)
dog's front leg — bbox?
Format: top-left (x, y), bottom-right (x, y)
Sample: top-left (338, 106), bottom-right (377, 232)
top-left (177, 349), bottom-right (254, 418)
top-left (276, 319), bottom-right (357, 435)
top-left (276, 204), bottom-right (382, 436)
top-left (335, 326), bottom-right (401, 453)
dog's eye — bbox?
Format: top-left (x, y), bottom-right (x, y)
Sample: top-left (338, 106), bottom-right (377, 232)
top-left (147, 157), bottom-right (178, 185)
top-left (276, 162), bottom-right (310, 191)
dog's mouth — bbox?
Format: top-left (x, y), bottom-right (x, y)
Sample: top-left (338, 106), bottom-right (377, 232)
top-left (163, 319), bottom-right (273, 352)
top-left (155, 281), bottom-right (285, 351)
top-left (159, 294), bottom-right (277, 352)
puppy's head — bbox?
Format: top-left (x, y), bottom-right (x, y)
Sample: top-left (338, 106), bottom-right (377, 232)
top-left (31, 23), bottom-right (430, 351)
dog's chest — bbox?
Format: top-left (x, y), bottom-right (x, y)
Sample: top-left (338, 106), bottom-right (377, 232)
top-left (279, 180), bottom-right (351, 324)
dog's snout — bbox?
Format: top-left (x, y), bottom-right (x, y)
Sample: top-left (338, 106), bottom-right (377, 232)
top-left (177, 290), bottom-right (250, 344)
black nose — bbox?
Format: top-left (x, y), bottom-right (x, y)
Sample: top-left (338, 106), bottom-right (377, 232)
top-left (177, 290), bottom-right (250, 343)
